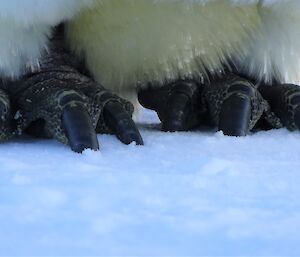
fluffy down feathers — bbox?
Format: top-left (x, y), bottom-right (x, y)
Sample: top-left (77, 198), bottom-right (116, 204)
top-left (66, 0), bottom-right (260, 100)
top-left (0, 0), bottom-right (92, 79)
top-left (235, 0), bottom-right (300, 84)
top-left (0, 0), bottom-right (93, 26)
top-left (0, 21), bottom-right (50, 79)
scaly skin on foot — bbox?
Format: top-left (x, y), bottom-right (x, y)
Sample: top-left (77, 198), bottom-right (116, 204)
top-left (138, 73), bottom-right (283, 136)
top-left (0, 88), bottom-right (14, 141)
top-left (259, 83), bottom-right (300, 131)
top-left (10, 26), bottom-right (143, 153)
top-left (203, 74), bottom-right (283, 136)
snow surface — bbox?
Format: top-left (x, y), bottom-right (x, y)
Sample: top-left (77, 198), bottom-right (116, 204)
top-left (1, 109), bottom-right (300, 256)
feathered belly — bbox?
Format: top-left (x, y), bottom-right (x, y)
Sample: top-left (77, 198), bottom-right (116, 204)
top-left (66, 0), bottom-right (260, 95)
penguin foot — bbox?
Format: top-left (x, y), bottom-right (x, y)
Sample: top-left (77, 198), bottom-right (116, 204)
top-left (259, 83), bottom-right (300, 131)
top-left (203, 74), bottom-right (268, 136)
top-left (16, 72), bottom-right (143, 153)
top-left (0, 89), bottom-right (14, 141)
top-left (138, 80), bottom-right (205, 132)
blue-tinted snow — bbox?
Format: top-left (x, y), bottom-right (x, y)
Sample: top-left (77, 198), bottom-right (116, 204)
top-left (0, 110), bottom-right (300, 256)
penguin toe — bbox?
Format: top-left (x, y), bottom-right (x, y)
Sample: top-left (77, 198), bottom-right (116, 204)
top-left (15, 72), bottom-right (143, 153)
top-left (81, 84), bottom-right (144, 146)
top-left (203, 74), bottom-right (267, 136)
top-left (138, 80), bottom-right (205, 132)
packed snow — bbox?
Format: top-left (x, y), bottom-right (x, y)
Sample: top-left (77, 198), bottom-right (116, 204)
top-left (0, 109), bottom-right (300, 256)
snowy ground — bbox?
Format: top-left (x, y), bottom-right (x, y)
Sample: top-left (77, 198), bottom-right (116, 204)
top-left (0, 110), bottom-right (300, 256)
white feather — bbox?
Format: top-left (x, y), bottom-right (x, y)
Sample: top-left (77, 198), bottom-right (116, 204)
top-left (0, 0), bottom-right (92, 79)
top-left (0, 21), bottom-right (49, 79)
top-left (235, 0), bottom-right (300, 84)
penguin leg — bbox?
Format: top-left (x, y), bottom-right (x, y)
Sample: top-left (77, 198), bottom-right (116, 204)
top-left (15, 72), bottom-right (143, 153)
top-left (138, 80), bottom-right (205, 132)
top-left (0, 89), bottom-right (14, 141)
top-left (203, 74), bottom-right (268, 136)
top-left (11, 24), bottom-right (143, 153)
top-left (259, 83), bottom-right (300, 131)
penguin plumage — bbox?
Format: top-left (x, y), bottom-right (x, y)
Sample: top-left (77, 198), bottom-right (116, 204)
top-left (65, 0), bottom-right (300, 136)
top-left (0, 0), bottom-right (93, 79)
top-left (235, 0), bottom-right (300, 85)
top-left (65, 0), bottom-right (261, 103)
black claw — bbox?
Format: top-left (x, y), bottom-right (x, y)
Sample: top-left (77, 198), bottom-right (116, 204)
top-left (103, 101), bottom-right (144, 145)
top-left (219, 94), bottom-right (251, 136)
top-left (162, 82), bottom-right (198, 132)
top-left (162, 93), bottom-right (190, 132)
top-left (63, 104), bottom-right (99, 153)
